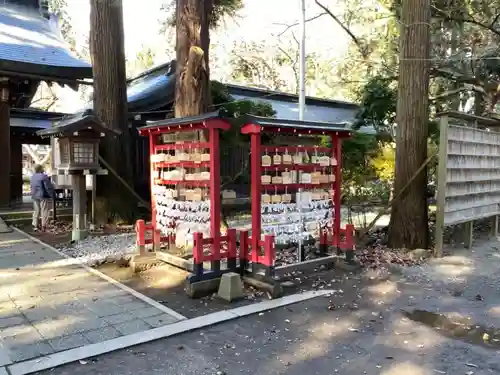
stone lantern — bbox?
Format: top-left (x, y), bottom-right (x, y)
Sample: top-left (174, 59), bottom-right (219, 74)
top-left (37, 110), bottom-right (119, 241)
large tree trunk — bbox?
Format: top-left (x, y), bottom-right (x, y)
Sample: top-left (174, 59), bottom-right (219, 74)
top-left (89, 0), bottom-right (135, 222)
top-left (387, 0), bottom-right (431, 249)
top-left (175, 0), bottom-right (210, 118)
top-left (175, 0), bottom-right (229, 231)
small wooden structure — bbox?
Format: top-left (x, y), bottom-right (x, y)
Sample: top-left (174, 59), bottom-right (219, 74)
top-left (137, 111), bottom-right (237, 283)
top-left (241, 116), bottom-right (356, 272)
top-left (37, 110), bottom-right (118, 241)
top-left (435, 111), bottom-right (500, 256)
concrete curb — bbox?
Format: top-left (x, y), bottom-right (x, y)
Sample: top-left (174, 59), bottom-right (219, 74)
top-left (6, 290), bottom-right (332, 375)
top-left (10, 226), bottom-right (187, 321)
top-left (0, 218), bottom-right (12, 234)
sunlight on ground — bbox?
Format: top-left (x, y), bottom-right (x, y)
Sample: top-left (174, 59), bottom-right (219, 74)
top-left (487, 305), bottom-right (500, 318)
top-left (380, 317), bottom-right (444, 352)
top-left (364, 281), bottom-right (400, 304)
top-left (432, 263), bottom-right (474, 277)
top-left (310, 318), bottom-right (360, 340)
top-left (277, 317), bottom-right (359, 364)
top-left (381, 361), bottom-right (429, 375)
top-left (0, 238), bottom-right (31, 246)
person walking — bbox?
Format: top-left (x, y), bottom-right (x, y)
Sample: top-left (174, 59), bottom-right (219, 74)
top-left (30, 164), bottom-right (54, 232)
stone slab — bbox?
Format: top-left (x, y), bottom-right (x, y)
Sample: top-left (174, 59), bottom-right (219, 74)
top-left (48, 333), bottom-right (90, 352)
top-left (103, 312), bottom-right (139, 325)
top-left (114, 319), bottom-right (152, 335)
top-left (82, 326), bottom-right (122, 344)
top-left (0, 315), bottom-right (26, 329)
top-left (143, 313), bottom-right (179, 328)
top-left (130, 307), bottom-right (164, 319)
top-left (0, 228), bottom-right (185, 365)
top-left (7, 341), bottom-right (54, 362)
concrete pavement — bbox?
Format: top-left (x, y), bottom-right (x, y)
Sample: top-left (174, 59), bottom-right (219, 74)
top-left (0, 230), bottom-right (183, 367)
top-left (31, 237), bottom-right (500, 375)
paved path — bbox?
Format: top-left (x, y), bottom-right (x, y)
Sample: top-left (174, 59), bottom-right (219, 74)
top-left (34, 237), bottom-right (500, 375)
top-left (0, 230), bottom-right (182, 366)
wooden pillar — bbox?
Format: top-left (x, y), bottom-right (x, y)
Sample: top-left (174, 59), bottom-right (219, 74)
top-left (10, 137), bottom-right (23, 207)
top-left (463, 220), bottom-right (473, 248)
top-left (491, 215), bottom-right (499, 238)
top-left (250, 132), bottom-right (262, 267)
top-left (0, 78), bottom-right (10, 208)
top-left (72, 174), bottom-right (88, 241)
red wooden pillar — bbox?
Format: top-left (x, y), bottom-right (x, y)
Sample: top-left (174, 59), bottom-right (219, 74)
top-left (149, 134), bottom-right (157, 230)
top-left (209, 127), bottom-right (221, 272)
top-left (333, 133), bottom-right (342, 254)
top-left (250, 132), bottom-right (262, 267)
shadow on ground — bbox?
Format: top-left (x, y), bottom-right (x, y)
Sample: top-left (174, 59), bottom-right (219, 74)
top-left (31, 234), bottom-right (500, 375)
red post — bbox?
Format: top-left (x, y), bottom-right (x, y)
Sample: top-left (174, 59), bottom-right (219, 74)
top-left (263, 235), bottom-right (275, 277)
top-left (135, 219), bottom-right (146, 255)
top-left (319, 229), bottom-right (328, 255)
top-left (333, 133), bottom-right (342, 254)
top-left (227, 229), bottom-right (237, 271)
top-left (344, 224), bottom-right (356, 263)
top-left (149, 134), bottom-right (157, 230)
top-left (239, 230), bottom-right (249, 274)
top-left (193, 232), bottom-right (204, 277)
top-left (153, 229), bottom-right (161, 252)
top-left (209, 127), bottom-right (221, 272)
top-left (250, 133), bottom-right (262, 262)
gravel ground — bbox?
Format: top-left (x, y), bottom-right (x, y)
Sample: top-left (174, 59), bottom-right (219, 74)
top-left (56, 233), bottom-right (137, 266)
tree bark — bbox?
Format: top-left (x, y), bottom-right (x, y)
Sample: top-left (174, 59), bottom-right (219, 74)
top-left (89, 0), bottom-right (134, 222)
top-left (175, 0), bottom-right (210, 118)
top-left (387, 0), bottom-right (431, 249)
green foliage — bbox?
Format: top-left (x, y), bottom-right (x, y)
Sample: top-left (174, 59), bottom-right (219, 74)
top-left (209, 0), bottom-right (244, 28)
top-left (211, 80), bottom-right (275, 146)
top-left (210, 80), bottom-right (275, 185)
top-left (126, 46), bottom-right (155, 78)
top-left (370, 144), bottom-right (395, 182)
top-left (354, 76), bottom-right (397, 134)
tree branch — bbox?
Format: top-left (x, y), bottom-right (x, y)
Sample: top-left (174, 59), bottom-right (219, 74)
top-left (432, 5), bottom-right (500, 37)
top-left (315, 0), bottom-right (367, 58)
top-left (491, 13), bottom-right (500, 28)
top-left (274, 11), bottom-right (327, 37)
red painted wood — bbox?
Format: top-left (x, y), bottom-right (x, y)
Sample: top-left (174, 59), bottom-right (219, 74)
top-left (149, 134), bottom-right (157, 230)
top-left (333, 133), bottom-right (342, 250)
top-left (193, 232), bottom-right (204, 263)
top-left (263, 235), bottom-right (275, 267)
top-left (241, 123), bottom-right (262, 135)
top-left (260, 182), bottom-right (334, 190)
top-left (135, 220), bottom-right (145, 246)
top-left (209, 127), bottom-right (221, 262)
top-left (250, 133), bottom-right (262, 263)
top-left (154, 142), bottom-right (210, 151)
top-left (154, 161), bottom-right (210, 168)
top-left (227, 229), bottom-right (237, 259)
top-left (261, 164), bottom-right (333, 172)
top-left (239, 230), bottom-right (249, 261)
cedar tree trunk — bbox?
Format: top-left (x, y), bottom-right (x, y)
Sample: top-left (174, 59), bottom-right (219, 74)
top-left (387, 0), bottom-right (431, 249)
top-left (89, 0), bottom-right (135, 222)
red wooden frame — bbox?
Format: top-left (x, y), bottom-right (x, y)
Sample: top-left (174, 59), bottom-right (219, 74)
top-left (138, 116), bottom-right (230, 272)
top-left (241, 119), bottom-right (355, 264)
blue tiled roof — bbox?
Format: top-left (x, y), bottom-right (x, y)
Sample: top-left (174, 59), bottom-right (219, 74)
top-left (0, 4), bottom-right (92, 80)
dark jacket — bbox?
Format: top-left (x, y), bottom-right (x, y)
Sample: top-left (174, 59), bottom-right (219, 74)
top-left (30, 172), bottom-right (54, 200)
